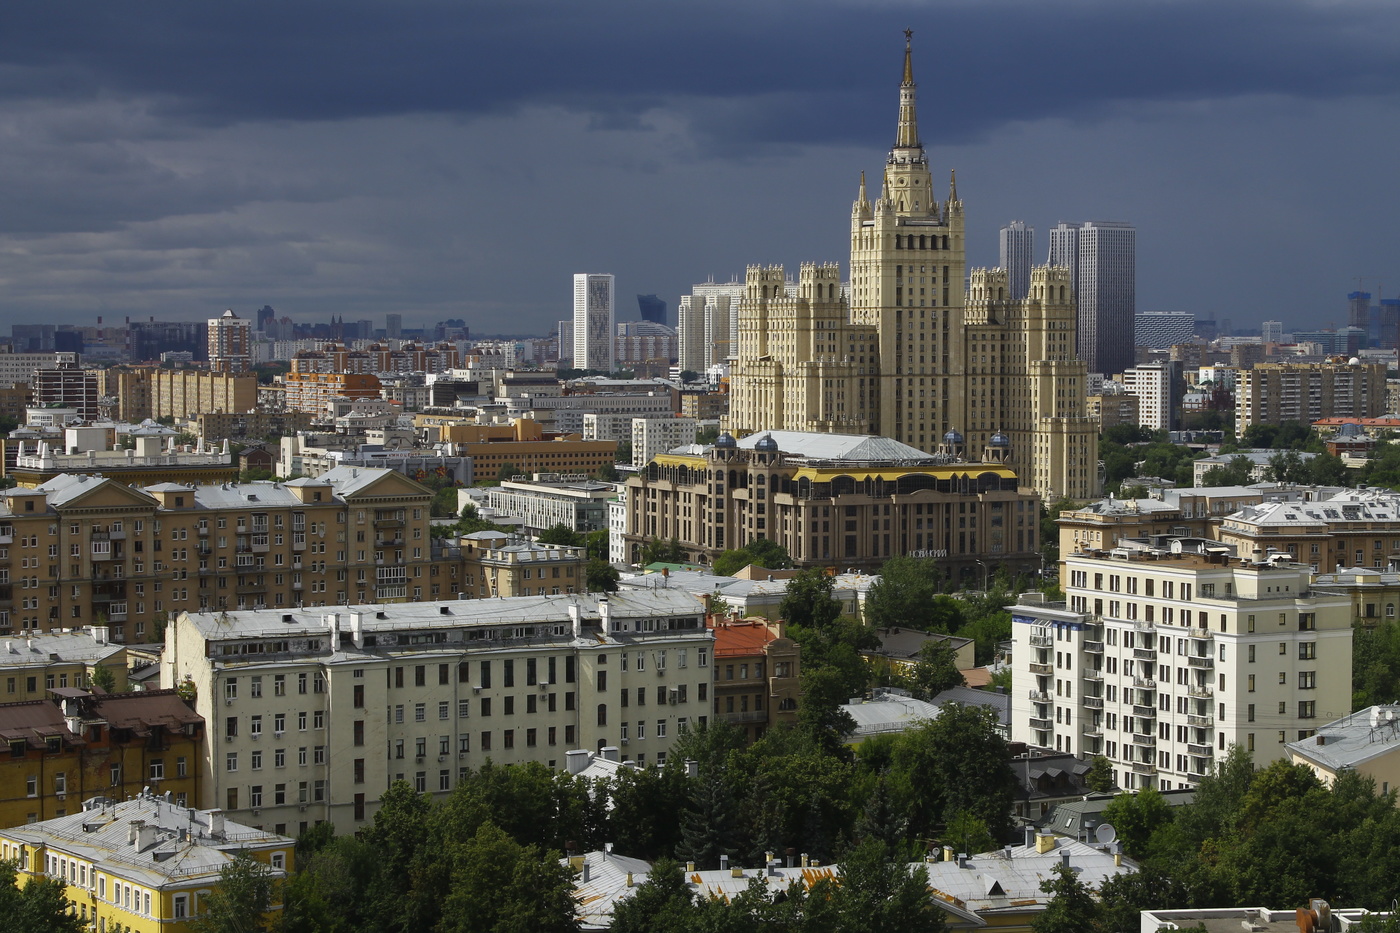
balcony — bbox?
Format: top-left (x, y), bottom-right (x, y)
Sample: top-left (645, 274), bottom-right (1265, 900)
top-left (198, 526), bottom-right (209, 536)
top-left (1028, 634), bottom-right (1052, 648)
top-left (1188, 684), bottom-right (1214, 698)
top-left (374, 517), bottom-right (405, 529)
top-left (292, 539), bottom-right (307, 552)
top-left (1188, 743), bottom-right (1214, 757)
top-left (1188, 628), bottom-right (1213, 642)
top-left (1082, 668), bottom-right (1103, 682)
top-left (1082, 723), bottom-right (1102, 737)
top-left (1131, 762), bottom-right (1158, 775)
top-left (1133, 648), bottom-right (1156, 661)
top-left (1131, 733), bottom-right (1156, 747)
top-left (376, 537), bottom-right (405, 548)
top-left (724, 710), bottom-right (768, 725)
top-left (1133, 704), bottom-right (1157, 718)
top-left (236, 524), bottom-right (248, 534)
top-left (1187, 714), bottom-right (1213, 728)
top-left (1133, 676), bottom-right (1157, 691)
top-left (1082, 696), bottom-right (1103, 710)
top-left (1083, 640), bottom-right (1104, 653)
top-left (1187, 656), bottom-right (1214, 669)
top-left (292, 560), bottom-right (303, 570)
top-left (292, 581), bottom-right (304, 591)
top-left (1028, 662), bottom-right (1053, 676)
top-left (1133, 619), bottom-right (1155, 632)
top-left (376, 585), bottom-right (408, 601)
top-left (1029, 716), bottom-right (1053, 730)
top-left (236, 583), bottom-right (267, 595)
top-left (1028, 690), bottom-right (1050, 703)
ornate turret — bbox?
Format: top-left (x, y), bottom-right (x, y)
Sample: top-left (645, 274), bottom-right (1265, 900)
top-left (882, 30), bottom-right (934, 217)
top-left (852, 170), bottom-right (872, 221)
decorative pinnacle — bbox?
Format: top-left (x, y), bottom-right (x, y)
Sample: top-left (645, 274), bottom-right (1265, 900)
top-left (902, 29), bottom-right (914, 85)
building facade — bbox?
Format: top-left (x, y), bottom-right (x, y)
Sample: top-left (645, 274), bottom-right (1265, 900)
top-left (1012, 541), bottom-right (1352, 791)
top-left (1235, 361), bottom-right (1387, 435)
top-left (724, 37), bottom-right (1098, 502)
top-left (709, 617), bottom-right (800, 742)
top-left (208, 309), bottom-right (253, 373)
top-left (1135, 311), bottom-right (1195, 349)
top-left (677, 279), bottom-right (747, 375)
top-left (1062, 221), bottom-right (1136, 378)
top-left (573, 274), bottom-right (615, 373)
top-left (161, 591), bottom-right (714, 834)
top-left (625, 429), bottom-right (1041, 580)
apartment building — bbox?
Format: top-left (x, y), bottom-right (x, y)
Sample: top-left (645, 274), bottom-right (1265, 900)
top-left (161, 590), bottom-right (713, 835)
top-left (0, 689), bottom-right (204, 829)
top-left (1235, 360), bottom-right (1386, 435)
top-left (282, 372), bottom-right (382, 414)
top-left (0, 466), bottom-right (441, 642)
top-left (434, 420), bottom-right (617, 478)
top-left (0, 629), bottom-right (129, 702)
top-left (709, 618), bottom-right (800, 742)
top-left (484, 474), bottom-right (615, 534)
top-left (631, 416), bottom-right (697, 468)
top-left (1218, 487), bottom-right (1400, 578)
top-left (1012, 539), bottom-right (1351, 791)
top-left (453, 534), bottom-right (587, 598)
top-left (0, 792), bottom-right (292, 933)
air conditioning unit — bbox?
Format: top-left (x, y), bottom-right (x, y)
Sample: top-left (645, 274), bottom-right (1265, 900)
top-left (472, 686), bottom-right (482, 694)
top-left (251, 808), bottom-right (260, 816)
top-left (458, 753), bottom-right (467, 760)
top-left (274, 731), bottom-right (284, 738)
top-left (225, 699), bottom-right (233, 706)
top-left (298, 804), bottom-right (307, 811)
top-left (438, 755), bottom-right (446, 762)
top-left (538, 682), bottom-right (548, 691)
top-left (620, 738), bottom-right (629, 746)
top-left (415, 756), bottom-right (424, 763)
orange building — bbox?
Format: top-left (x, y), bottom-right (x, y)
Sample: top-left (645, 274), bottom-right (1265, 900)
top-left (0, 688), bottom-right (204, 829)
top-left (428, 418), bottom-right (617, 478)
top-left (282, 372), bottom-right (382, 414)
top-left (708, 617), bottom-right (800, 742)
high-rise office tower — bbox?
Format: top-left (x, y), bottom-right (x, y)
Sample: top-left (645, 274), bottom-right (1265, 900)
top-left (573, 274), bottom-right (615, 373)
top-left (1261, 320), bottom-right (1284, 344)
top-left (999, 221), bottom-right (1034, 301)
top-left (385, 313), bottom-right (402, 339)
top-left (725, 33), bottom-right (1099, 502)
top-left (677, 278), bottom-right (749, 374)
top-left (1048, 221), bottom-right (1135, 376)
top-left (256, 305), bottom-right (275, 333)
top-left (636, 294), bottom-right (667, 326)
top-left (207, 309), bottom-right (252, 373)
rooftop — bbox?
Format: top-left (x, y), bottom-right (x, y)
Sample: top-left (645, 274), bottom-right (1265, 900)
top-left (732, 430), bottom-right (934, 463)
top-left (1286, 704), bottom-right (1400, 772)
top-left (0, 629), bottom-right (123, 669)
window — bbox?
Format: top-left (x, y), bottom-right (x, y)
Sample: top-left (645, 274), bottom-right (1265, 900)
top-left (150, 759), bottom-right (165, 780)
top-left (226, 753), bottom-right (238, 772)
top-left (597, 704), bottom-right (607, 726)
top-left (1299, 701), bottom-right (1316, 719)
top-left (1299, 642), bottom-right (1317, 660)
top-left (656, 719), bottom-right (667, 738)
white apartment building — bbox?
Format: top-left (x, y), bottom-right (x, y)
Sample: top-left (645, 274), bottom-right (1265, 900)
top-left (1120, 363), bottom-right (1174, 431)
top-left (163, 590), bottom-right (713, 836)
top-left (485, 474), bottom-right (615, 534)
top-left (1012, 539), bottom-right (1351, 792)
top-left (609, 486), bottom-right (628, 565)
top-left (630, 416), bottom-right (697, 468)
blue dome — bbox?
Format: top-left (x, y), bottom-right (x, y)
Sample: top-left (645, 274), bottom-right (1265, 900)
top-left (715, 432), bottom-right (738, 448)
top-left (990, 431), bottom-right (1011, 447)
top-left (943, 429), bottom-right (964, 445)
top-left (754, 434), bottom-right (779, 452)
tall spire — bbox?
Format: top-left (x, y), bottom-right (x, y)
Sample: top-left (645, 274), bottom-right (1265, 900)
top-left (893, 28), bottom-right (921, 153)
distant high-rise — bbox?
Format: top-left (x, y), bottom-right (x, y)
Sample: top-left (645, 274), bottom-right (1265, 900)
top-left (1134, 311), bottom-right (1194, 349)
top-left (207, 309), bottom-right (252, 373)
top-left (573, 274), bottom-right (615, 373)
top-left (677, 278), bottom-right (748, 374)
top-left (256, 305), bottom-right (275, 333)
top-left (636, 294), bottom-right (667, 326)
top-left (385, 313), bottom-right (402, 339)
top-left (556, 320), bottom-right (573, 365)
top-left (1261, 320), bottom-right (1284, 344)
top-left (999, 221), bottom-right (1034, 301)
top-left (1049, 221), bottom-right (1135, 376)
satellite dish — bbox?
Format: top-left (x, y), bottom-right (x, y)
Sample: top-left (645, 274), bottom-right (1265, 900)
top-left (1095, 823), bottom-right (1117, 844)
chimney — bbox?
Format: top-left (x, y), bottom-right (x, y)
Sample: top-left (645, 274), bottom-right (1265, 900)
top-left (581, 862), bottom-right (590, 883)
top-left (1024, 825), bottom-right (1036, 849)
top-left (207, 809), bottom-right (225, 837)
top-left (138, 824), bottom-right (159, 851)
top-left (128, 820), bottom-right (144, 845)
top-left (720, 855), bottom-right (729, 871)
top-left (349, 611), bottom-right (364, 648)
top-left (800, 853), bottom-right (809, 868)
top-left (568, 604), bottom-right (582, 639)
top-left (325, 612), bottom-right (340, 636)
top-left (565, 749), bottom-right (590, 775)
top-left (686, 861), bottom-right (696, 872)
top-left (685, 759), bottom-right (698, 779)
top-left (625, 871), bottom-right (634, 887)
top-left (957, 853), bottom-right (968, 869)
top-left (599, 596), bottom-right (612, 633)
top-left (92, 626), bottom-right (109, 646)
top-left (942, 845), bottom-right (954, 862)
top-left (1036, 833), bottom-right (1056, 854)
top-left (601, 746), bottom-right (621, 762)
top-left (1060, 850), bottom-right (1071, 869)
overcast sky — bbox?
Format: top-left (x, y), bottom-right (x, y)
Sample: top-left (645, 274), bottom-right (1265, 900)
top-left (1, 0), bottom-right (1397, 337)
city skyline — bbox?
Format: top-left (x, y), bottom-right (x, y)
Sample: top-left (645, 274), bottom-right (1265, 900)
top-left (0, 2), bottom-right (1396, 336)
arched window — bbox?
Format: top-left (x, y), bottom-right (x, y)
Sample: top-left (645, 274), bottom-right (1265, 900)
top-left (596, 704), bottom-right (607, 726)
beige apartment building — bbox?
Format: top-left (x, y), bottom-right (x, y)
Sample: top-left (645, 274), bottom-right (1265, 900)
top-left (101, 368), bottom-right (258, 422)
top-left (724, 37), bottom-right (1098, 502)
top-left (0, 467), bottom-right (446, 643)
top-left (1235, 360), bottom-right (1386, 435)
top-left (161, 590), bottom-right (714, 835)
top-left (1012, 541), bottom-right (1352, 792)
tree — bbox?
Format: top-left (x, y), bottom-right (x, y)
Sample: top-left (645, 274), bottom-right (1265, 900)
top-left (779, 568), bottom-right (841, 630)
top-left (89, 663), bottom-right (117, 692)
top-left (608, 858), bottom-right (695, 933)
top-left (1085, 755), bottom-right (1116, 793)
top-left (1201, 454), bottom-right (1255, 487)
top-left (1100, 786), bottom-right (1173, 858)
top-left (0, 859), bottom-right (86, 933)
top-left (943, 808), bottom-right (995, 856)
top-left (832, 838), bottom-right (947, 933)
top-left (586, 558), bottom-right (620, 593)
top-left (594, 460), bottom-right (620, 482)
top-left (891, 703), bottom-right (1017, 841)
top-left (614, 440), bottom-right (633, 465)
top-left (796, 667), bottom-right (859, 754)
top-left (639, 537), bottom-right (686, 566)
top-left (677, 772), bottom-right (741, 868)
top-left (1032, 863), bottom-right (1100, 933)
top-left (437, 822), bottom-right (579, 933)
top-left (866, 556), bottom-right (946, 632)
top-left (712, 538), bottom-right (792, 576)
top-left (906, 639), bottom-right (966, 699)
top-left (538, 524), bottom-right (584, 548)
top-left (194, 851), bottom-right (276, 933)
top-left (496, 462), bottom-right (522, 483)
top-left (430, 486), bottom-right (460, 517)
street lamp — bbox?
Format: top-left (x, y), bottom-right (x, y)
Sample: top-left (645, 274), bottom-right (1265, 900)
top-left (974, 559), bottom-right (990, 594)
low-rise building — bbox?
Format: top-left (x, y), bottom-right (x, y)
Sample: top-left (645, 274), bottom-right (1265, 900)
top-left (1013, 539), bottom-right (1352, 791)
top-left (454, 534), bottom-right (587, 597)
top-left (0, 791), bottom-right (293, 933)
top-left (0, 689), bottom-right (204, 829)
top-left (161, 590), bottom-right (713, 835)
top-left (0, 630), bottom-right (128, 701)
top-left (1142, 902), bottom-right (1386, 933)
top-left (485, 474), bottom-right (616, 534)
top-left (709, 618), bottom-right (799, 741)
top-left (1286, 704), bottom-right (1400, 795)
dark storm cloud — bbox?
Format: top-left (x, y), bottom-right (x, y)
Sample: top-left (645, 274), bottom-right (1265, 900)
top-left (4, 1), bottom-right (1398, 148)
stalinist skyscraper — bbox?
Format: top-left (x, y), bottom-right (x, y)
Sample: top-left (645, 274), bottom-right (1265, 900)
top-left (726, 33), bottom-right (1099, 502)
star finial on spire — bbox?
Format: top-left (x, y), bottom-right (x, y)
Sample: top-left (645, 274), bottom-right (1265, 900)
top-left (902, 29), bottom-right (915, 85)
